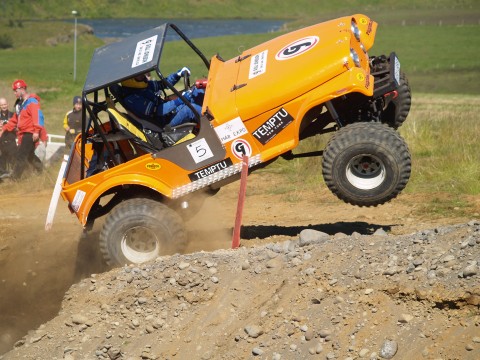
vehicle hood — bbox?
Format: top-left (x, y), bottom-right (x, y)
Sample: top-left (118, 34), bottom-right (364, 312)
top-left (234, 17), bottom-right (355, 121)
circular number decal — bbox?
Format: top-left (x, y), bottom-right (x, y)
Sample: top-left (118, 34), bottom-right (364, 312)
top-left (275, 36), bottom-right (319, 60)
top-left (231, 139), bottom-right (252, 160)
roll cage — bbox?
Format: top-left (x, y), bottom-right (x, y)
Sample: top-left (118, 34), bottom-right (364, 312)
top-left (78, 23), bottom-right (211, 181)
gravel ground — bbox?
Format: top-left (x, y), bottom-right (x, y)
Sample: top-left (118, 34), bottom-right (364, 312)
top-left (2, 220), bottom-right (479, 360)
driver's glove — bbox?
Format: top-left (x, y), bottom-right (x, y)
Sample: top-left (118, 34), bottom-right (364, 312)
top-left (173, 90), bottom-right (193, 107)
top-left (176, 67), bottom-right (191, 77)
top-left (182, 89), bottom-right (194, 103)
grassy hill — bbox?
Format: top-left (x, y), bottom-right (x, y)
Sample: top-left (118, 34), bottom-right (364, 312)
top-left (1, 0), bottom-right (479, 20)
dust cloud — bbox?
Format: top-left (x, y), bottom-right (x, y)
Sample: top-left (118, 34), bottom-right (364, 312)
top-left (0, 188), bottom-right (240, 356)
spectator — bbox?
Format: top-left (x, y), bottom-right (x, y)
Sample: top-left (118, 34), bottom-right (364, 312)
top-left (0, 97), bottom-right (13, 130)
top-left (0, 97), bottom-right (16, 177)
top-left (63, 95), bottom-right (84, 149)
top-left (0, 80), bottom-right (45, 180)
top-left (120, 67), bottom-right (204, 128)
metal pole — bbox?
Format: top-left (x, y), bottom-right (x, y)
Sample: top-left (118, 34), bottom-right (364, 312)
top-left (72, 10), bottom-right (77, 82)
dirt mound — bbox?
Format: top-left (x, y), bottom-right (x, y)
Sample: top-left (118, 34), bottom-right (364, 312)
top-left (0, 173), bottom-right (479, 359)
top-left (2, 221), bottom-right (480, 360)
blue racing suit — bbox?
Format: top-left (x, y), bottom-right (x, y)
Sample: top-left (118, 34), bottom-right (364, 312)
top-left (122, 72), bottom-right (204, 127)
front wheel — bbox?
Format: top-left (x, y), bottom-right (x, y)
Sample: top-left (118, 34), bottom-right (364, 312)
top-left (99, 198), bottom-right (188, 266)
top-left (322, 122), bottom-right (411, 207)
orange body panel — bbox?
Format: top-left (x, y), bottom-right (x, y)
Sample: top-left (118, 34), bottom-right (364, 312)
top-left (202, 56), bottom-right (240, 123)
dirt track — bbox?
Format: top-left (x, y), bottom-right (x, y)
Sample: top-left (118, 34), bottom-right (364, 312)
top-left (0, 172), bottom-right (479, 358)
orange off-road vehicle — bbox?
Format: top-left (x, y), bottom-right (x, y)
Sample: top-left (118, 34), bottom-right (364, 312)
top-left (57, 14), bottom-right (411, 266)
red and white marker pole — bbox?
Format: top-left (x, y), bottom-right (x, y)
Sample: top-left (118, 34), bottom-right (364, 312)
top-left (232, 155), bottom-right (249, 249)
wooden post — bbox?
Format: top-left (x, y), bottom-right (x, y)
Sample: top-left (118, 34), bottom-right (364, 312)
top-left (232, 155), bottom-right (249, 249)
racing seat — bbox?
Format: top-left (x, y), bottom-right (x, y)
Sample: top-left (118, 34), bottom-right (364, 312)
top-left (108, 84), bottom-right (196, 149)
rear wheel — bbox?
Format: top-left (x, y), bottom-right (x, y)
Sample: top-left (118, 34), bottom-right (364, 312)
top-left (322, 122), bottom-right (411, 207)
top-left (99, 198), bottom-right (188, 266)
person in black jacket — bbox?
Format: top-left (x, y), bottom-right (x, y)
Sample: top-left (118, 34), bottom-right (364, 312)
top-left (0, 97), bottom-right (13, 129)
top-left (63, 96), bottom-right (85, 150)
top-left (0, 97), bottom-right (16, 179)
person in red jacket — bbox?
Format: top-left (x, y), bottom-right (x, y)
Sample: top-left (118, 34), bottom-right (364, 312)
top-left (0, 80), bottom-right (44, 180)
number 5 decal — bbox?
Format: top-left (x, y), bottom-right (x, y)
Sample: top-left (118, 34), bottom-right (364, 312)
top-left (187, 138), bottom-right (214, 164)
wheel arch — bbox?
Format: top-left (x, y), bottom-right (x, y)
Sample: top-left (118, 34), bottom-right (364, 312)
top-left (292, 70), bottom-right (374, 142)
top-left (79, 174), bottom-right (172, 226)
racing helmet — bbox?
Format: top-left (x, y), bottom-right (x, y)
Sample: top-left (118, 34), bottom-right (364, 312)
top-left (121, 74), bottom-right (148, 89)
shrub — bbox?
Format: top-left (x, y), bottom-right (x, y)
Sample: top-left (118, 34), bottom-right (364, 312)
top-left (0, 34), bottom-right (13, 49)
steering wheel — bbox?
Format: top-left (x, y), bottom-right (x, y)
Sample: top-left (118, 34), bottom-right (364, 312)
top-left (182, 70), bottom-right (191, 91)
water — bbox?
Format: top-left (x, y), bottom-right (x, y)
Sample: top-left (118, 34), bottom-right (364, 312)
top-left (76, 18), bottom-right (285, 39)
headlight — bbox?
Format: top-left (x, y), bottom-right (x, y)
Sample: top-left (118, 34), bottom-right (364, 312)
top-left (350, 48), bottom-right (361, 67)
top-left (351, 20), bottom-right (361, 42)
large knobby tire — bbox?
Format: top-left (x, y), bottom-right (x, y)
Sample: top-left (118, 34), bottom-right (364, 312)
top-left (382, 72), bottom-right (411, 129)
top-left (322, 122), bottom-right (411, 207)
top-left (99, 198), bottom-right (188, 267)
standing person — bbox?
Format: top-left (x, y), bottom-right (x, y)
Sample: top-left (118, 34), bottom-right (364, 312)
top-left (0, 97), bottom-right (13, 129)
top-left (63, 95), bottom-right (84, 150)
top-left (0, 97), bottom-right (17, 178)
top-left (0, 80), bottom-right (44, 180)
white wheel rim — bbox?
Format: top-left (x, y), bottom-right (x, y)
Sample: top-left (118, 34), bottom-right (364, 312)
top-left (346, 154), bottom-right (386, 190)
top-left (121, 226), bottom-right (160, 264)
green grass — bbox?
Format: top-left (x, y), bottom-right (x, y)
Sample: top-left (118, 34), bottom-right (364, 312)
top-left (371, 24), bottom-right (480, 94)
top-left (400, 94), bottom-right (480, 196)
top-left (419, 195), bottom-right (473, 218)
top-left (0, 19), bottom-right (102, 130)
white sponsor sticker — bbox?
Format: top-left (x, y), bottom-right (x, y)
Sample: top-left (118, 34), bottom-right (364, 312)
top-left (231, 139), bottom-right (252, 160)
top-left (132, 35), bottom-right (158, 68)
top-left (187, 138), bottom-right (214, 164)
top-left (214, 117), bottom-right (249, 144)
top-left (275, 36), bottom-right (319, 61)
top-left (71, 189), bottom-right (86, 213)
top-left (249, 50), bottom-right (268, 79)
top-left (394, 56), bottom-right (401, 86)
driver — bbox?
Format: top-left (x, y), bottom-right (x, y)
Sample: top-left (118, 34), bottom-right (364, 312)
top-left (120, 67), bottom-right (204, 127)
